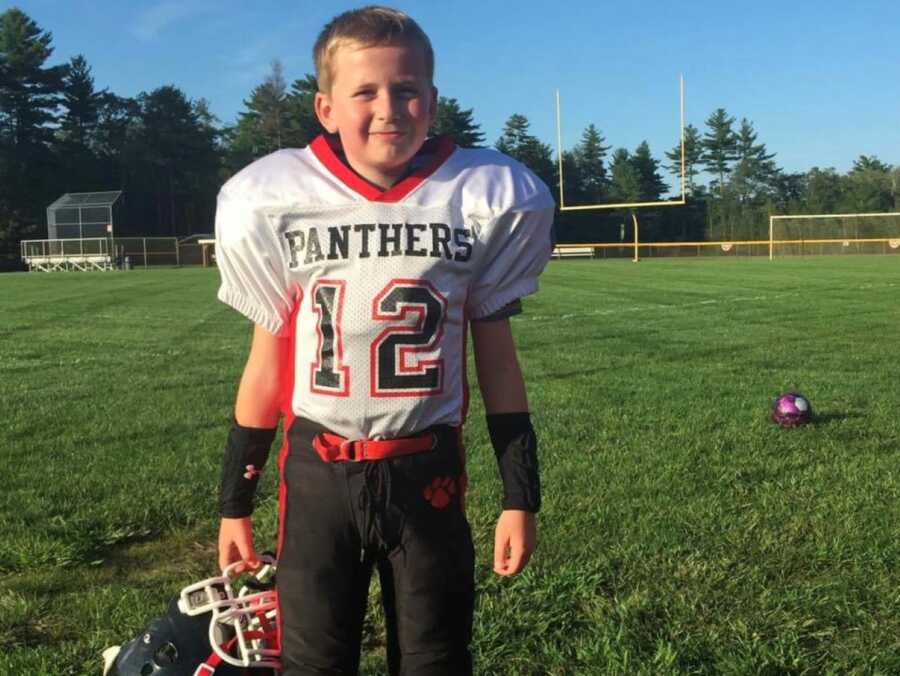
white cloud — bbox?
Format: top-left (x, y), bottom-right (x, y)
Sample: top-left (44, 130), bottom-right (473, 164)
top-left (132, 1), bottom-right (207, 41)
top-left (224, 33), bottom-right (306, 87)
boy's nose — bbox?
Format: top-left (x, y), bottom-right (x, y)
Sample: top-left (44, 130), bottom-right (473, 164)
top-left (375, 92), bottom-right (401, 120)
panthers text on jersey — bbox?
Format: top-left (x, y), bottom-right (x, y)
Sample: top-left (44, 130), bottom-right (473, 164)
top-left (215, 134), bottom-right (554, 440)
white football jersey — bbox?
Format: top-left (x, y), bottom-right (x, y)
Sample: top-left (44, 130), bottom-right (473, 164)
top-left (215, 135), bottom-right (554, 440)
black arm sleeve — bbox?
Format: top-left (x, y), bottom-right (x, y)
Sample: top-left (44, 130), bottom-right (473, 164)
top-left (487, 412), bottom-right (541, 512)
top-left (218, 420), bottom-right (277, 518)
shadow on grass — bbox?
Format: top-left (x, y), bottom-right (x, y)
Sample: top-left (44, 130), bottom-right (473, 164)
top-left (13, 527), bottom-right (218, 599)
top-left (812, 411), bottom-right (863, 424)
top-left (531, 367), bottom-right (612, 382)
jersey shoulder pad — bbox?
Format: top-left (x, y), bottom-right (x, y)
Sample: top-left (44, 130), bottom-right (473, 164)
top-left (219, 147), bottom-right (324, 205)
top-left (448, 147), bottom-right (554, 215)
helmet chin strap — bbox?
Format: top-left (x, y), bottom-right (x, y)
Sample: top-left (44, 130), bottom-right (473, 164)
top-left (193, 644), bottom-right (228, 675)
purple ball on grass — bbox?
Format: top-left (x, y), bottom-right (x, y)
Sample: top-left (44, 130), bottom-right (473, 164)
top-left (771, 391), bottom-right (813, 427)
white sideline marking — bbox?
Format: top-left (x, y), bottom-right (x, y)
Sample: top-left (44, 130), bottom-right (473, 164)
top-left (519, 293), bottom-right (786, 322)
top-left (518, 282), bottom-right (897, 323)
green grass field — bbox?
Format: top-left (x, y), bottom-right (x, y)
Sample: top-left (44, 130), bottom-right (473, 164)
top-left (2, 257), bottom-right (899, 675)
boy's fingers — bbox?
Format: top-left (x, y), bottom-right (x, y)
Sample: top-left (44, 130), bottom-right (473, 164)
top-left (503, 537), bottom-right (528, 575)
top-left (495, 531), bottom-right (534, 576)
top-left (217, 519), bottom-right (259, 573)
top-left (493, 529), bottom-right (510, 573)
top-left (218, 537), bottom-right (238, 569)
top-left (234, 538), bottom-right (260, 573)
top-left (219, 541), bottom-right (239, 571)
top-left (504, 549), bottom-right (525, 575)
top-left (237, 536), bottom-right (257, 561)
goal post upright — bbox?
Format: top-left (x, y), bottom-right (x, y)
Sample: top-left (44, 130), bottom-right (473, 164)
top-left (679, 73), bottom-right (686, 204)
top-left (554, 75), bottom-right (688, 262)
top-left (555, 88), bottom-right (565, 210)
top-left (555, 75), bottom-right (687, 211)
top-left (769, 215), bottom-right (773, 261)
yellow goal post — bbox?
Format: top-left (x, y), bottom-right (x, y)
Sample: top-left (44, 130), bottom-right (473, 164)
top-left (555, 75), bottom-right (687, 212)
top-left (554, 76), bottom-right (688, 261)
top-left (768, 212), bottom-right (900, 259)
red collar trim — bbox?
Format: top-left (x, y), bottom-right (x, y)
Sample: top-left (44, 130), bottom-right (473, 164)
top-left (309, 134), bottom-right (456, 202)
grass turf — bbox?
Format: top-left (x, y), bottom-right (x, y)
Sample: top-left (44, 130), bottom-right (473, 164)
top-left (1, 256), bottom-right (899, 675)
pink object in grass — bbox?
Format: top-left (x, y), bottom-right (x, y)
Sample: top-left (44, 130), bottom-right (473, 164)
top-left (771, 391), bottom-right (813, 427)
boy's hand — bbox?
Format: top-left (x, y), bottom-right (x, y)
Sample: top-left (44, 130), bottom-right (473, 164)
top-left (218, 517), bottom-right (261, 573)
top-left (493, 510), bottom-right (536, 576)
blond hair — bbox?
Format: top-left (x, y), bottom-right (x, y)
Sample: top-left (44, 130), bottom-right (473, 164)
top-left (313, 5), bottom-right (434, 93)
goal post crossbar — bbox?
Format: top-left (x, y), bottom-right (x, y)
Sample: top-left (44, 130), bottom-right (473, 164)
top-left (768, 211), bottom-right (900, 259)
top-left (558, 199), bottom-right (686, 211)
top-left (555, 75), bottom-right (687, 211)
top-left (770, 211), bottom-right (900, 222)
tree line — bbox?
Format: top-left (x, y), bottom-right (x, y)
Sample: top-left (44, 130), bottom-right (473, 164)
top-left (2, 7), bottom-right (897, 263)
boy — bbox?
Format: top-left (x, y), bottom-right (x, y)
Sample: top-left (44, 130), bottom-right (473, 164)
top-left (215, 6), bottom-right (554, 675)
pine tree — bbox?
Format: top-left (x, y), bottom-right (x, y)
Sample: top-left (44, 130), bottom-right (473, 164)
top-left (256, 60), bottom-right (288, 150)
top-left (851, 155), bottom-right (891, 173)
top-left (135, 86), bottom-right (220, 235)
top-left (58, 55), bottom-right (102, 148)
top-left (0, 9), bottom-right (66, 149)
top-left (559, 149), bottom-right (583, 205)
top-left (608, 148), bottom-right (640, 202)
top-left (631, 141), bottom-right (668, 200)
top-left (844, 155), bottom-right (893, 212)
top-left (224, 72), bottom-right (321, 174)
top-left (700, 108), bottom-right (738, 197)
top-left (771, 171), bottom-right (804, 211)
top-left (93, 92), bottom-right (140, 187)
top-left (495, 113), bottom-right (531, 156)
top-left (518, 136), bottom-right (557, 193)
top-left (284, 74), bottom-right (322, 147)
top-left (730, 118), bottom-right (777, 202)
top-left (495, 113), bottom-right (557, 191)
top-left (55, 54), bottom-right (105, 191)
top-left (572, 124), bottom-right (610, 202)
top-left (664, 123), bottom-right (702, 195)
top-left (0, 8), bottom-right (67, 241)
top-left (735, 118), bottom-right (776, 168)
top-left (228, 60), bottom-right (290, 167)
top-left (804, 167), bottom-right (843, 213)
top-left (184, 97), bottom-right (222, 230)
top-left (892, 167), bottom-right (900, 210)
top-left (430, 96), bottom-right (484, 147)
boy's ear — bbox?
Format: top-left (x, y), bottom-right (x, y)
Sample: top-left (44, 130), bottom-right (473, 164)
top-left (314, 91), bottom-right (339, 134)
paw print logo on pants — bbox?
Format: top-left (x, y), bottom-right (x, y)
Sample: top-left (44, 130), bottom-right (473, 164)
top-left (424, 477), bottom-right (456, 509)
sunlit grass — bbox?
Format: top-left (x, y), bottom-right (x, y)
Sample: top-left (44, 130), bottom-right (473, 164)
top-left (2, 256), bottom-right (899, 674)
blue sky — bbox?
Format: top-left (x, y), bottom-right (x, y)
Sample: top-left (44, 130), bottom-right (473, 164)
top-left (9, 0), bottom-right (900, 179)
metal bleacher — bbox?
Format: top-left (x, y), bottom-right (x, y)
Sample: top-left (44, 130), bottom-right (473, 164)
top-left (20, 238), bottom-right (115, 272)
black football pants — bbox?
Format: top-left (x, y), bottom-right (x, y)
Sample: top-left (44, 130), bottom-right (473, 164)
top-left (277, 418), bottom-right (475, 676)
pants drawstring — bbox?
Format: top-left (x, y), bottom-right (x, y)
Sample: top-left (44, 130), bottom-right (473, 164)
top-left (359, 460), bottom-right (395, 559)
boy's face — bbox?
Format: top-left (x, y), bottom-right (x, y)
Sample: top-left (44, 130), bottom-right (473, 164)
top-left (315, 41), bottom-right (437, 190)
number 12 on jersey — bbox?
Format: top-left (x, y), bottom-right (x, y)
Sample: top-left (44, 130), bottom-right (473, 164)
top-left (310, 278), bottom-right (448, 398)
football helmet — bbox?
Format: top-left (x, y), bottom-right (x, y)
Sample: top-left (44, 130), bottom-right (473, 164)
top-left (102, 557), bottom-right (279, 676)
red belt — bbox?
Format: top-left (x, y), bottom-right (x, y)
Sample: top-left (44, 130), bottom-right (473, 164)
top-left (312, 430), bottom-right (437, 462)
